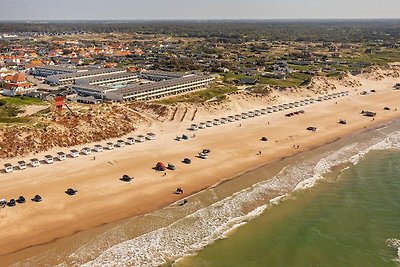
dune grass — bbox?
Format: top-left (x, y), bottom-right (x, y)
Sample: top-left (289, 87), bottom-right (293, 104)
top-left (0, 96), bottom-right (44, 124)
top-left (155, 85), bottom-right (238, 105)
top-left (0, 96), bottom-right (44, 106)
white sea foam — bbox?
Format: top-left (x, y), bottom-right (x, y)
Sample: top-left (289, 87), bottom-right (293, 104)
top-left (269, 194), bottom-right (287, 204)
top-left (386, 239), bottom-right (400, 262)
top-left (79, 130), bottom-right (400, 267)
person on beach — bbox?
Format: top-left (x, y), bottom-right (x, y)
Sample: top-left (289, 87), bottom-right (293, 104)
top-left (175, 188), bottom-right (184, 194)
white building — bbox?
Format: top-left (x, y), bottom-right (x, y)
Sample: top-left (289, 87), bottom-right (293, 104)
top-left (75, 72), bottom-right (139, 86)
top-left (47, 68), bottom-right (126, 85)
top-left (140, 70), bottom-right (184, 81)
top-left (72, 84), bottom-right (118, 99)
top-left (32, 65), bottom-right (82, 77)
top-left (106, 75), bottom-right (214, 102)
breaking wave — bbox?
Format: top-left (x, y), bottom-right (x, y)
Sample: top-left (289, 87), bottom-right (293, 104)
top-left (386, 239), bottom-right (400, 262)
top-left (78, 130), bottom-right (400, 267)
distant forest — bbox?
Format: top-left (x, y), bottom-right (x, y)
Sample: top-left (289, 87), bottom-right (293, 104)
top-left (1, 20), bottom-right (400, 42)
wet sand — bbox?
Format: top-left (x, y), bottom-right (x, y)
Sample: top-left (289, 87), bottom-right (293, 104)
top-left (0, 77), bottom-right (399, 264)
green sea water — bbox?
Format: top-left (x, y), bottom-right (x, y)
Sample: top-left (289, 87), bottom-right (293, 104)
top-left (176, 150), bottom-right (400, 267)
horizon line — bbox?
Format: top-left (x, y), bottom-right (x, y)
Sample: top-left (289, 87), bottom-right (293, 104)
top-left (1, 18), bottom-right (400, 23)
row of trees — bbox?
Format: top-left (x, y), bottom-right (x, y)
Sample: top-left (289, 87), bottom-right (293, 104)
top-left (0, 20), bottom-right (399, 42)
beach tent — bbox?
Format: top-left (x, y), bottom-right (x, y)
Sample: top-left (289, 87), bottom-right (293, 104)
top-left (156, 162), bottom-right (166, 171)
top-left (120, 174), bottom-right (132, 182)
top-left (31, 195), bottom-right (42, 202)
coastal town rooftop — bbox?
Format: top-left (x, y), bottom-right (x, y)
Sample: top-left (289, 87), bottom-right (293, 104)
top-left (75, 72), bottom-right (139, 85)
top-left (47, 68), bottom-right (126, 81)
top-left (140, 69), bottom-right (185, 80)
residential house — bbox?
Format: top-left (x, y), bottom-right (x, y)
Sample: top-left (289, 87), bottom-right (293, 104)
top-left (238, 77), bottom-right (259, 85)
top-left (2, 73), bottom-right (34, 96)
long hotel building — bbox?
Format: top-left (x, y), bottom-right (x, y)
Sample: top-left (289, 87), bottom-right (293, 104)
top-left (74, 72), bottom-right (139, 86)
top-left (72, 74), bottom-right (214, 102)
top-left (46, 68), bottom-right (127, 85)
top-left (32, 65), bottom-right (83, 77)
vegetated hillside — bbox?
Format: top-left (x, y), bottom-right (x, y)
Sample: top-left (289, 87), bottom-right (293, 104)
top-left (0, 104), bottom-right (146, 159)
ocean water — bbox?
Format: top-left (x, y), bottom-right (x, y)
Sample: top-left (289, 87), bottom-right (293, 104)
top-left (175, 150), bottom-right (400, 267)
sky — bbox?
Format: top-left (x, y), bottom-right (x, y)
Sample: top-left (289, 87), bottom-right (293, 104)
top-left (0, 0), bottom-right (399, 20)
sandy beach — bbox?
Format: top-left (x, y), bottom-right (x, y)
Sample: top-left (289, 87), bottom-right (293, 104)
top-left (0, 73), bottom-right (399, 262)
